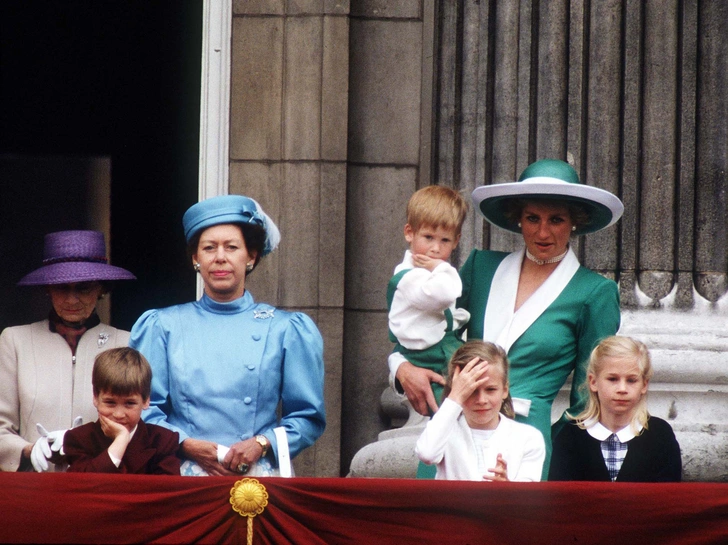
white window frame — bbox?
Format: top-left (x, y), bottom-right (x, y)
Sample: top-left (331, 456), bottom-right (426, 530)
top-left (196, 0), bottom-right (231, 297)
top-left (198, 0), bottom-right (231, 201)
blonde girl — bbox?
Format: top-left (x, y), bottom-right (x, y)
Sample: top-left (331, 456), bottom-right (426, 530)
top-left (415, 341), bottom-right (545, 481)
top-left (549, 336), bottom-right (681, 482)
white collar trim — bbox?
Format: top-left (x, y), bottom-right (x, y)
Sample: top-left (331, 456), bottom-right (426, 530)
top-left (586, 420), bottom-right (642, 442)
top-left (483, 247), bottom-right (579, 352)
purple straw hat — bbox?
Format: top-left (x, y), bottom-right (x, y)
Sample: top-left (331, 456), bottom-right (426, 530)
top-left (17, 230), bottom-right (136, 286)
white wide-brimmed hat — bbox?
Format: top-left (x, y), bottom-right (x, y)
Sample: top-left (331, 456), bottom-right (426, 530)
top-left (471, 159), bottom-right (624, 235)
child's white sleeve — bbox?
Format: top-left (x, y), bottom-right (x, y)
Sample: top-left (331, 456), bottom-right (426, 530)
top-left (108, 451), bottom-right (122, 468)
top-left (397, 262), bottom-right (463, 311)
top-left (511, 427), bottom-right (546, 482)
top-left (415, 398), bottom-right (462, 464)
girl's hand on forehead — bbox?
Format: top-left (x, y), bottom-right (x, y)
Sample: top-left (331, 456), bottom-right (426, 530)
top-left (449, 357), bottom-right (490, 405)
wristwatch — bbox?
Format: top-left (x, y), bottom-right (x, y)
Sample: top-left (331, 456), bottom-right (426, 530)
top-left (255, 435), bottom-right (270, 458)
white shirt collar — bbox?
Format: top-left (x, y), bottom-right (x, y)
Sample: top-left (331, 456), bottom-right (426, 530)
top-left (586, 420), bottom-right (642, 442)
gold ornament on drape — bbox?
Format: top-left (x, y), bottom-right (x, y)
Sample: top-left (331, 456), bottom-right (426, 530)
top-left (230, 478), bottom-right (269, 545)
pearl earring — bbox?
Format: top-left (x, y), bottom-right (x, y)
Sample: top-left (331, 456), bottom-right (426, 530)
top-left (517, 222), bottom-right (522, 228)
top-left (193, 262), bottom-right (201, 272)
top-left (246, 262), bottom-right (254, 272)
top-left (572, 226), bottom-right (576, 232)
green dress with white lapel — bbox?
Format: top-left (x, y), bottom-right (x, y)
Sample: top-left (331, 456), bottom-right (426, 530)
top-left (458, 248), bottom-right (620, 478)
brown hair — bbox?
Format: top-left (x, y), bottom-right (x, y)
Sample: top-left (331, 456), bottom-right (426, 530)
top-left (92, 347), bottom-right (152, 400)
top-left (442, 341), bottom-right (515, 419)
top-left (406, 185), bottom-right (469, 235)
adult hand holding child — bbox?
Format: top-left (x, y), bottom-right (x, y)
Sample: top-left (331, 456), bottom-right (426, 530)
top-left (387, 186), bottom-right (471, 413)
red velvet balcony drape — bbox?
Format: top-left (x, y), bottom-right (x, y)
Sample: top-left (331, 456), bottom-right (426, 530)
top-left (1, 473), bottom-right (727, 544)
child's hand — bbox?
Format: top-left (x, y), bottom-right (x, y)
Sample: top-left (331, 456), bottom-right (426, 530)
top-left (98, 414), bottom-right (130, 441)
top-left (100, 414), bottom-right (132, 463)
top-left (484, 453), bottom-right (509, 482)
top-left (411, 253), bottom-right (445, 272)
top-left (448, 357), bottom-right (490, 406)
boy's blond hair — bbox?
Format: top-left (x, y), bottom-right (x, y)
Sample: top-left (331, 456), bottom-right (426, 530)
top-left (406, 185), bottom-right (468, 235)
top-left (92, 347), bottom-right (152, 400)
top-left (570, 335), bottom-right (653, 434)
top-left (442, 340), bottom-right (515, 419)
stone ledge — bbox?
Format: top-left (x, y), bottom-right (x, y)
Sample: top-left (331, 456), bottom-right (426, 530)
top-left (351, 309), bottom-right (728, 481)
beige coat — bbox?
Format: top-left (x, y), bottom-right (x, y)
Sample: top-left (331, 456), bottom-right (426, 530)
top-left (0, 320), bottom-right (129, 471)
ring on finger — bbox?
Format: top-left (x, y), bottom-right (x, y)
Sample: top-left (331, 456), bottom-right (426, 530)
top-left (237, 462), bottom-right (249, 474)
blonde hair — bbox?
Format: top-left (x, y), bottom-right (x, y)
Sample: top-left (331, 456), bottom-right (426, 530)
top-left (92, 347), bottom-right (152, 400)
top-left (406, 185), bottom-right (468, 235)
top-left (571, 336), bottom-right (653, 434)
top-left (442, 341), bottom-right (515, 419)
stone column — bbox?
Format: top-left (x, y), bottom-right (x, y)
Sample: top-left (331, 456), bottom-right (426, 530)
top-left (341, 0), bottom-right (436, 473)
top-left (228, 1), bottom-right (350, 477)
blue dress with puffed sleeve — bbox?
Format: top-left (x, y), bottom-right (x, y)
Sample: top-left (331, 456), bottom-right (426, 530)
top-left (129, 290), bottom-right (326, 465)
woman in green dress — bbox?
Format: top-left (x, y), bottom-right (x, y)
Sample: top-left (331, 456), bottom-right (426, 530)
top-left (392, 159), bottom-right (624, 477)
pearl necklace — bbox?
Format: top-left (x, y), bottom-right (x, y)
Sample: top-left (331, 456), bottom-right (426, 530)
top-left (525, 247), bottom-right (569, 266)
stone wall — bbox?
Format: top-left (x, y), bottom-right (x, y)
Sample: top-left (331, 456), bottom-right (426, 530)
top-left (220, 1), bottom-right (727, 478)
top-left (228, 1), bottom-right (350, 477)
top-left (341, 0), bottom-right (435, 474)
top-left (343, 0), bottom-right (728, 480)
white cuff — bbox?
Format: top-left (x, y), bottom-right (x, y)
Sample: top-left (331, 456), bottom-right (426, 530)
top-left (109, 452), bottom-right (122, 467)
top-left (512, 397), bottom-right (531, 417)
top-left (388, 351), bottom-right (408, 392)
top-left (274, 427), bottom-right (292, 478)
top-left (217, 444), bottom-right (230, 463)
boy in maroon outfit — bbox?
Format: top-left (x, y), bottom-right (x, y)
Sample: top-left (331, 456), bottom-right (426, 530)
top-left (64, 347), bottom-right (180, 474)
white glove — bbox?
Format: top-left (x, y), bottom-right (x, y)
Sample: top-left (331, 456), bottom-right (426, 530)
top-left (29, 436), bottom-right (53, 472)
top-left (31, 416), bottom-right (84, 471)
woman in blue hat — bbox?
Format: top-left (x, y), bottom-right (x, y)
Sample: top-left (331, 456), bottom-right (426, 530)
top-left (392, 159), bottom-right (623, 478)
top-left (130, 195), bottom-right (325, 476)
top-left (0, 230), bottom-right (136, 472)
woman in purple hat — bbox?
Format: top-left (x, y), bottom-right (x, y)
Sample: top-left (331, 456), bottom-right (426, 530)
top-left (0, 230), bottom-right (136, 472)
top-left (391, 159), bottom-right (624, 479)
top-left (130, 195), bottom-right (325, 477)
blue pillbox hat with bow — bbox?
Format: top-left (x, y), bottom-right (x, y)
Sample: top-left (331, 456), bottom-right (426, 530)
top-left (182, 195), bottom-right (281, 256)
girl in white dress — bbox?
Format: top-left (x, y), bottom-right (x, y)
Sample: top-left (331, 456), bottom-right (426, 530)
top-left (416, 341), bottom-right (545, 481)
